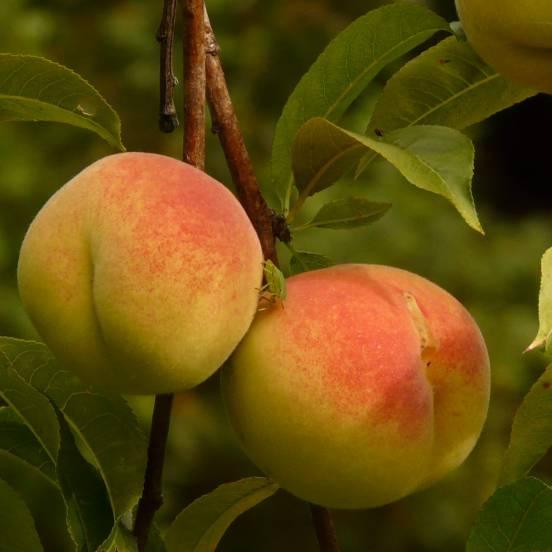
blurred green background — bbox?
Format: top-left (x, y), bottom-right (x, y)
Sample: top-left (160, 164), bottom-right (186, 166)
top-left (2, 0), bottom-right (552, 550)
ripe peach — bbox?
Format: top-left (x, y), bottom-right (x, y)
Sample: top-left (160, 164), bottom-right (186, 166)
top-left (222, 265), bottom-right (490, 508)
top-left (18, 153), bottom-right (263, 394)
top-left (455, 0), bottom-right (552, 92)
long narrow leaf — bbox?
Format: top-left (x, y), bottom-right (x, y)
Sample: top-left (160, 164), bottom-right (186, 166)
top-left (165, 477), bottom-right (279, 552)
top-left (270, 4), bottom-right (450, 212)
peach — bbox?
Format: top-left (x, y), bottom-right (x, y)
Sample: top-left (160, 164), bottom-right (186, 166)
top-left (455, 0), bottom-right (552, 92)
top-left (18, 153), bottom-right (263, 394)
top-left (222, 265), bottom-right (490, 509)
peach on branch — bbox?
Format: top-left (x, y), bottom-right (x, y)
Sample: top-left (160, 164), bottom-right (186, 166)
top-left (222, 264), bottom-right (490, 509)
top-left (455, 0), bottom-right (552, 92)
top-left (18, 152), bottom-right (263, 394)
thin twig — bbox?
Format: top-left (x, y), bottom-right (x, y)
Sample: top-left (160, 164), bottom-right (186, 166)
top-left (157, 0), bottom-right (179, 132)
top-left (203, 8), bottom-right (339, 552)
top-left (183, 0), bottom-right (206, 167)
top-left (133, 394), bottom-right (174, 552)
top-left (203, 6), bottom-right (279, 263)
top-left (311, 505), bottom-right (341, 552)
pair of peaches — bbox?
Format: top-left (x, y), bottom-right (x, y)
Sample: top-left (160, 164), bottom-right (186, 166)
top-left (18, 153), bottom-right (489, 509)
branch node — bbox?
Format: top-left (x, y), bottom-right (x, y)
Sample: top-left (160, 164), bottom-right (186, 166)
top-left (272, 212), bottom-right (291, 243)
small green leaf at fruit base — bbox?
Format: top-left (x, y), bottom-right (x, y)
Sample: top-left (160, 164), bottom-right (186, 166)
top-left (289, 251), bottom-right (333, 276)
top-left (500, 363), bottom-right (552, 485)
top-left (0, 477), bottom-right (44, 552)
top-left (0, 345), bottom-right (60, 462)
top-left (0, 54), bottom-right (124, 150)
top-left (292, 198), bottom-right (391, 231)
top-left (290, 118), bottom-right (482, 233)
top-left (165, 477), bottom-right (279, 552)
top-left (0, 407), bottom-right (57, 486)
top-left (263, 260), bottom-right (287, 301)
top-left (269, 3), bottom-right (450, 212)
top-left (526, 248), bottom-right (552, 354)
top-left (0, 337), bottom-right (147, 519)
top-left (466, 477), bottom-right (552, 552)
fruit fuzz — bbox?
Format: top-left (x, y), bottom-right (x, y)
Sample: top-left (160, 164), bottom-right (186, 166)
top-left (223, 265), bottom-right (490, 509)
top-left (456, 0), bottom-right (552, 92)
top-left (18, 153), bottom-right (263, 394)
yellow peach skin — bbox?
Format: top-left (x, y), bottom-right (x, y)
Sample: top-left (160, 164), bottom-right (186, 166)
top-left (455, 0), bottom-right (552, 92)
top-left (222, 265), bottom-right (490, 509)
top-left (18, 153), bottom-right (263, 394)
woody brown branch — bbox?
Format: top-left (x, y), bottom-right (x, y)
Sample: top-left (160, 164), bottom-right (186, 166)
top-left (183, 0), bottom-right (206, 168)
top-left (203, 8), bottom-right (278, 264)
top-left (157, 0), bottom-right (178, 133)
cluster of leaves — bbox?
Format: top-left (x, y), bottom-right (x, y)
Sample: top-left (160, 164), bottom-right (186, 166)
top-left (0, 2), bottom-right (551, 551)
top-left (466, 249), bottom-right (552, 551)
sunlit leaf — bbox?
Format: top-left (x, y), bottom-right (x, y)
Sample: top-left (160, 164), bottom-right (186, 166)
top-left (0, 54), bottom-right (124, 150)
top-left (165, 477), bottom-right (279, 552)
top-left (291, 118), bottom-right (481, 232)
top-left (526, 248), bottom-right (552, 353)
top-left (0, 338), bottom-right (147, 519)
top-left (270, 4), bottom-right (450, 212)
top-left (466, 477), bottom-right (552, 552)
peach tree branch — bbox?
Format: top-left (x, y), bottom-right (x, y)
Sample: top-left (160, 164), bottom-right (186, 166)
top-left (157, 0), bottom-right (179, 133)
top-left (204, 7), bottom-right (280, 263)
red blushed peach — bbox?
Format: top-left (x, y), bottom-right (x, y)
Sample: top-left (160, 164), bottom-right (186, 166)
top-left (222, 265), bottom-right (490, 509)
top-left (18, 153), bottom-right (263, 394)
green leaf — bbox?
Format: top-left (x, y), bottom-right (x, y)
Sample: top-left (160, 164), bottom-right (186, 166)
top-left (57, 413), bottom-right (114, 552)
top-left (165, 477), bottom-right (279, 552)
top-left (0, 407), bottom-right (57, 486)
top-left (0, 338), bottom-right (147, 519)
top-left (369, 36), bottom-right (535, 133)
top-left (358, 36), bottom-right (535, 175)
top-left (289, 251), bottom-right (333, 276)
top-left (500, 364), bottom-right (552, 485)
top-left (466, 477), bottom-right (552, 552)
top-left (293, 198), bottom-right (391, 231)
top-left (526, 248), bottom-right (552, 353)
top-left (290, 118), bottom-right (481, 233)
top-left (270, 3), bottom-right (450, 212)
top-left (0, 54), bottom-right (124, 150)
top-left (0, 345), bottom-right (60, 462)
top-left (0, 477), bottom-right (44, 552)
